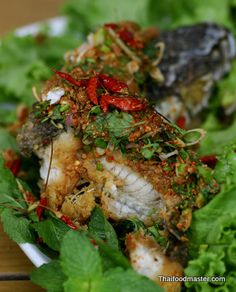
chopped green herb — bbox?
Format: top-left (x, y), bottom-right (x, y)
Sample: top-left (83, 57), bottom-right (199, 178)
top-left (95, 138), bottom-right (107, 149)
top-left (96, 162), bottom-right (104, 171)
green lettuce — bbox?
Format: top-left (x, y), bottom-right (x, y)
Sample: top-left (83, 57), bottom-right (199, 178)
top-left (185, 146), bottom-right (236, 291)
top-left (62, 0), bottom-right (236, 33)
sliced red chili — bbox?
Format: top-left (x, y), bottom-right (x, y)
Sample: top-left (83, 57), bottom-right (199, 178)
top-left (118, 28), bottom-right (144, 49)
top-left (36, 197), bottom-right (47, 220)
top-left (87, 76), bottom-right (99, 105)
top-left (60, 215), bottom-right (78, 230)
top-left (118, 28), bottom-right (133, 43)
top-left (200, 155), bottom-right (217, 168)
top-left (25, 192), bottom-right (36, 204)
top-left (52, 69), bottom-right (87, 87)
top-left (99, 74), bottom-right (128, 94)
top-left (100, 95), bottom-right (146, 112)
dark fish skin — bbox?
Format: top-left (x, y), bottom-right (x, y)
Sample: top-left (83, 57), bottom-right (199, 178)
top-left (145, 23), bottom-right (236, 118)
top-left (17, 114), bottom-right (62, 156)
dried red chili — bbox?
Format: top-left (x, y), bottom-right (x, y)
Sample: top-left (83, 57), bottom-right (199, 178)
top-left (100, 95), bottom-right (146, 112)
top-left (98, 74), bottom-right (128, 94)
top-left (87, 76), bottom-right (99, 105)
top-left (52, 69), bottom-right (87, 87)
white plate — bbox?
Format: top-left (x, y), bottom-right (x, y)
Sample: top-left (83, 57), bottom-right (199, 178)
top-left (14, 17), bottom-right (68, 267)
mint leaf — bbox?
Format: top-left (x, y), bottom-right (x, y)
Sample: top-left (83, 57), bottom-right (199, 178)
top-left (33, 216), bottom-right (70, 251)
top-left (63, 277), bottom-right (101, 292)
top-left (0, 156), bottom-right (26, 211)
top-left (61, 230), bottom-right (102, 279)
top-left (100, 268), bottom-right (164, 292)
top-left (1, 208), bottom-right (35, 243)
top-left (31, 260), bottom-right (66, 292)
top-left (95, 238), bottom-right (130, 271)
top-left (64, 268), bottom-right (163, 292)
top-left (88, 207), bottom-right (118, 249)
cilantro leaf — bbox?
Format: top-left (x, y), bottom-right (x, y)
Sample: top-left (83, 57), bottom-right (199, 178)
top-left (1, 208), bottom-right (35, 243)
top-left (60, 230), bottom-right (102, 279)
top-left (33, 216), bottom-right (71, 251)
top-left (88, 207), bottom-right (118, 249)
top-left (31, 260), bottom-right (66, 292)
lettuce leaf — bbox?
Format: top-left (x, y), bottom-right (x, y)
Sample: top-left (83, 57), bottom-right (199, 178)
top-left (185, 147), bottom-right (236, 290)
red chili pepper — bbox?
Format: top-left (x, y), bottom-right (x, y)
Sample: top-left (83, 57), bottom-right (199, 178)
top-left (99, 74), bottom-right (128, 94)
top-left (36, 197), bottom-right (47, 220)
top-left (100, 95), bottom-right (146, 112)
top-left (104, 23), bottom-right (119, 30)
top-left (176, 116), bottom-right (186, 129)
top-left (86, 76), bottom-right (99, 105)
top-left (60, 215), bottom-right (78, 230)
top-left (200, 155), bottom-right (217, 168)
top-left (52, 69), bottom-right (87, 87)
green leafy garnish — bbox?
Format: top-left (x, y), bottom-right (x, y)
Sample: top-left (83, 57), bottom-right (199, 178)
top-left (31, 260), bottom-right (66, 292)
top-left (31, 230), bottom-right (163, 291)
top-left (185, 146), bottom-right (236, 290)
top-left (1, 208), bottom-right (35, 243)
top-left (33, 216), bottom-right (71, 251)
top-left (88, 207), bottom-right (118, 249)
